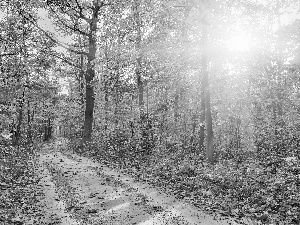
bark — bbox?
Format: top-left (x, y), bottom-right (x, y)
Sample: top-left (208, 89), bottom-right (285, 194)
top-left (82, 1), bottom-right (102, 142)
top-left (83, 68), bottom-right (94, 142)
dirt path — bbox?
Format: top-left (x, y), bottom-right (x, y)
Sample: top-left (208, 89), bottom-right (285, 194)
top-left (35, 138), bottom-right (239, 225)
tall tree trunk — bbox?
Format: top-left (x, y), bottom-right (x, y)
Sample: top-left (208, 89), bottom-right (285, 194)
top-left (48, 118), bottom-right (52, 139)
top-left (13, 90), bottom-right (25, 145)
top-left (82, 1), bottom-right (101, 143)
top-left (202, 18), bottom-right (214, 164)
top-left (190, 113), bottom-right (197, 149)
top-left (199, 85), bottom-right (206, 150)
top-left (199, 16), bottom-right (206, 152)
top-left (114, 87), bottom-right (119, 127)
top-left (74, 18), bottom-right (85, 137)
top-left (133, 0), bottom-right (143, 114)
top-left (174, 94), bottom-right (179, 123)
top-left (174, 1), bottom-right (190, 136)
top-left (146, 80), bottom-right (149, 117)
top-left (79, 53), bottom-right (85, 136)
top-left (103, 43), bottom-right (109, 132)
top-left (27, 99), bottom-right (32, 144)
top-left (136, 43), bottom-right (143, 113)
top-left (79, 54), bottom-right (85, 106)
top-left (133, 0), bottom-right (146, 156)
top-left (104, 89), bottom-right (108, 131)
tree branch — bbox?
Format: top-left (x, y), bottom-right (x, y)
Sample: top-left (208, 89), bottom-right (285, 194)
top-left (0, 52), bottom-right (18, 57)
top-left (48, 5), bottom-right (89, 37)
top-left (19, 10), bottom-right (88, 56)
top-left (52, 53), bottom-right (81, 69)
top-left (61, 16), bottom-right (89, 36)
top-left (74, 0), bottom-right (91, 23)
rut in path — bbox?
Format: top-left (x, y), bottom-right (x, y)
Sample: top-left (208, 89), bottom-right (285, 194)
top-left (36, 138), bottom-right (238, 225)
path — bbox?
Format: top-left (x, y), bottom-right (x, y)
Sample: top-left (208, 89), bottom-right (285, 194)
top-left (35, 138), bottom-right (239, 225)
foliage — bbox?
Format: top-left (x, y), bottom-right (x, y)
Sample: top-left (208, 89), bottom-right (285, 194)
top-left (70, 138), bottom-right (300, 224)
top-left (1, 0), bottom-right (300, 223)
top-left (0, 143), bottom-right (44, 224)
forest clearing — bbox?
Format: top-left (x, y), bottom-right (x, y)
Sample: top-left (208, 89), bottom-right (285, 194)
top-left (0, 0), bottom-right (300, 224)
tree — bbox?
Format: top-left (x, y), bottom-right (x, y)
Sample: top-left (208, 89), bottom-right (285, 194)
top-left (201, 16), bottom-right (214, 163)
top-left (34, 0), bottom-right (109, 142)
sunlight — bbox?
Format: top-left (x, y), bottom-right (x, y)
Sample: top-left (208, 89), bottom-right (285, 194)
top-left (227, 34), bottom-right (251, 52)
top-left (58, 78), bottom-right (69, 95)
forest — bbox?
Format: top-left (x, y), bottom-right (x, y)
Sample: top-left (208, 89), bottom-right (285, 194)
top-left (0, 0), bottom-right (299, 224)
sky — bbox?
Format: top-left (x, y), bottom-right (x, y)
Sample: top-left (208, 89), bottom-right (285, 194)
top-left (36, 9), bottom-right (74, 95)
top-left (36, 8), bottom-right (73, 53)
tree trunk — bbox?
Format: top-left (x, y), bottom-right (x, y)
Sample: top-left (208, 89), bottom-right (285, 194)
top-left (103, 44), bottom-right (109, 132)
top-left (146, 81), bottom-right (149, 116)
top-left (82, 1), bottom-right (101, 143)
top-left (44, 124), bottom-right (48, 141)
top-left (104, 89), bottom-right (108, 131)
top-left (13, 90), bottom-right (25, 145)
top-left (79, 53), bottom-right (85, 137)
top-left (79, 54), bottom-right (85, 105)
top-left (174, 2), bottom-right (190, 136)
top-left (205, 86), bottom-right (214, 163)
top-left (48, 118), bottom-right (52, 139)
top-left (133, 0), bottom-right (143, 113)
top-left (174, 93), bottom-right (179, 123)
top-left (190, 113), bottom-right (197, 149)
top-left (27, 99), bottom-right (32, 144)
top-left (133, 0), bottom-right (147, 155)
top-left (202, 18), bottom-right (214, 164)
top-left (199, 84), bottom-right (206, 150)
top-left (83, 71), bottom-right (94, 142)
top-left (75, 28), bottom-right (85, 137)
top-left (136, 46), bottom-right (143, 113)
top-left (14, 108), bottom-right (23, 145)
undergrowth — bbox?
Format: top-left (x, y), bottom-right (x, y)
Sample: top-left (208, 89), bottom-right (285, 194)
top-left (68, 138), bottom-right (300, 225)
top-left (0, 143), bottom-right (44, 224)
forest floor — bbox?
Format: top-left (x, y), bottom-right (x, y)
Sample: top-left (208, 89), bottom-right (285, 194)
top-left (1, 138), bottom-right (237, 225)
top-left (1, 137), bottom-right (299, 224)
